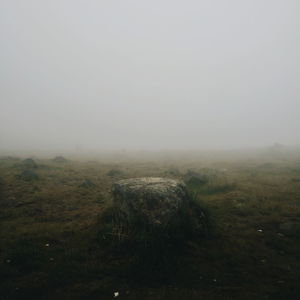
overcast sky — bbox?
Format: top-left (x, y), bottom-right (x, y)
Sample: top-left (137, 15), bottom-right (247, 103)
top-left (1, 0), bottom-right (299, 153)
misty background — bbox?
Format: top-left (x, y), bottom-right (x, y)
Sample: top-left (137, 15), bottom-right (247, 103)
top-left (1, 0), bottom-right (299, 154)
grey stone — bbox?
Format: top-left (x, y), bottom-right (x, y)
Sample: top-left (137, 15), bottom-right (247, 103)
top-left (112, 177), bottom-right (189, 226)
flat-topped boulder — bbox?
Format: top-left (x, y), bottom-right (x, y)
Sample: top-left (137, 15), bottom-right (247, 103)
top-left (112, 177), bottom-right (190, 226)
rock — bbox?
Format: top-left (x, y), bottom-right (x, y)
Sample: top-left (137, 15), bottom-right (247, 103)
top-left (279, 222), bottom-right (300, 237)
top-left (112, 177), bottom-right (190, 226)
top-left (100, 177), bottom-right (209, 253)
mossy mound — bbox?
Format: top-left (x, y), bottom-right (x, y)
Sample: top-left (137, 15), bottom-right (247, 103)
top-left (22, 158), bottom-right (38, 169)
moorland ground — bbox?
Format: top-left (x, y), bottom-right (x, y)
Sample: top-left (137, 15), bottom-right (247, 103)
top-left (0, 152), bottom-right (299, 300)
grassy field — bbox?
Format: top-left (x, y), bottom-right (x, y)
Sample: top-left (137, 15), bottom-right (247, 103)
top-left (0, 152), bottom-right (299, 300)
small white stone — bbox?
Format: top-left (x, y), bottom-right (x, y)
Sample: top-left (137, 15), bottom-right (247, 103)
top-left (257, 229), bottom-right (263, 233)
top-left (45, 243), bottom-right (50, 247)
top-left (113, 291), bottom-right (119, 297)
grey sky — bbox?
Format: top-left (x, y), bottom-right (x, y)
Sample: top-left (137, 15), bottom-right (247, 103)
top-left (1, 0), bottom-right (299, 153)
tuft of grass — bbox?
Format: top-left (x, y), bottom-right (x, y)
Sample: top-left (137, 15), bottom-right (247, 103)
top-left (106, 169), bottom-right (123, 177)
top-left (21, 158), bottom-right (38, 169)
top-left (187, 181), bottom-right (236, 195)
top-left (79, 179), bottom-right (96, 188)
top-left (17, 170), bottom-right (40, 181)
top-left (199, 184), bottom-right (236, 195)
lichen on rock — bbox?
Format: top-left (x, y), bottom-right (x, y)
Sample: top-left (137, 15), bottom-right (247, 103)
top-left (112, 177), bottom-right (189, 226)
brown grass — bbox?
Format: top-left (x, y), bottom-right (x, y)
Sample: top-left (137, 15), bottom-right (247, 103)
top-left (0, 154), bottom-right (299, 299)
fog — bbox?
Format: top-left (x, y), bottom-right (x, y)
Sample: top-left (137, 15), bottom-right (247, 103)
top-left (1, 0), bottom-right (299, 154)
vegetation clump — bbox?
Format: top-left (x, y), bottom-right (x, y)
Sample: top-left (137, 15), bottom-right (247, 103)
top-left (52, 156), bottom-right (68, 163)
top-left (165, 167), bottom-right (181, 177)
top-left (22, 158), bottom-right (38, 169)
top-left (279, 222), bottom-right (300, 237)
top-left (0, 176), bottom-right (3, 201)
top-left (184, 169), bottom-right (209, 186)
top-left (79, 179), bottom-right (96, 188)
top-left (106, 169), bottom-right (122, 177)
top-left (17, 170), bottom-right (39, 181)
